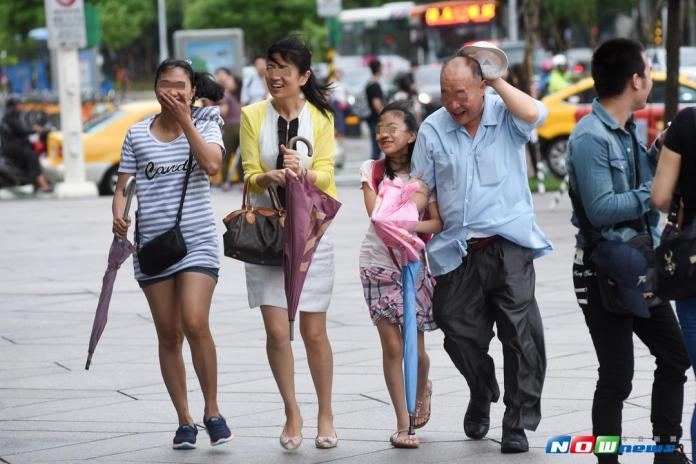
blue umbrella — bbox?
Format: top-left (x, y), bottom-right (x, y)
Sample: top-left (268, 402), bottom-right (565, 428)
top-left (402, 258), bottom-right (421, 436)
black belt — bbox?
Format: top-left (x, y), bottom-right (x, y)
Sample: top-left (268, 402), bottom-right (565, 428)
top-left (466, 235), bottom-right (499, 252)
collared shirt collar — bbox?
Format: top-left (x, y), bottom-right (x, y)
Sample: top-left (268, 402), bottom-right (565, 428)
top-left (444, 94), bottom-right (498, 133)
top-left (591, 98), bottom-right (636, 133)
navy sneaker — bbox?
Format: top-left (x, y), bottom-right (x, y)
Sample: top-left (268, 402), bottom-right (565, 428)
top-left (204, 415), bottom-right (233, 446)
top-left (173, 424), bottom-right (197, 450)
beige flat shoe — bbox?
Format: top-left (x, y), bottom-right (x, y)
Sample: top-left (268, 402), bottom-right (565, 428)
top-left (279, 419), bottom-right (303, 451)
top-left (315, 431), bottom-right (338, 449)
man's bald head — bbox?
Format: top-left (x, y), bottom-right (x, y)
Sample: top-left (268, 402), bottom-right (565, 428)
top-left (439, 55), bottom-right (486, 131)
top-left (441, 55), bottom-right (483, 82)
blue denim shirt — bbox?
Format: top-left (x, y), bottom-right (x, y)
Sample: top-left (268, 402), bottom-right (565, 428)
top-left (567, 99), bottom-right (660, 249)
top-left (411, 94), bottom-right (552, 276)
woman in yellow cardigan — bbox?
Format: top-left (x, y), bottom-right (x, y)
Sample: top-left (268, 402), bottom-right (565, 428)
top-left (240, 37), bottom-right (338, 451)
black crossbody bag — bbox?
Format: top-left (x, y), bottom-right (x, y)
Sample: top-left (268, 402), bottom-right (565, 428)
top-left (136, 149), bottom-right (194, 276)
top-left (569, 132), bottom-right (659, 317)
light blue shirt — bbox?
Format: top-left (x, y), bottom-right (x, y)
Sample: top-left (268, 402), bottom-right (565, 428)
top-left (567, 99), bottom-right (660, 249)
top-left (411, 94), bottom-right (552, 276)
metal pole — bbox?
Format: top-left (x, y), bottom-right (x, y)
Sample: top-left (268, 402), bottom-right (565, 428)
top-left (158, 0), bottom-right (169, 62)
top-left (54, 47), bottom-right (98, 198)
top-left (509, 0), bottom-right (519, 41)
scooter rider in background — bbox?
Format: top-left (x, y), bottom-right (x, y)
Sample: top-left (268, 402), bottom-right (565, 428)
top-left (0, 96), bottom-right (51, 192)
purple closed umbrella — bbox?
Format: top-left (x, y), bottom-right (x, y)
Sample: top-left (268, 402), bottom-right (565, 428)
top-left (283, 136), bottom-right (342, 340)
top-left (85, 177), bottom-right (136, 370)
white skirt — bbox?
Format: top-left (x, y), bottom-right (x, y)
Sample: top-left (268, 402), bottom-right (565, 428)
top-left (245, 232), bottom-right (335, 312)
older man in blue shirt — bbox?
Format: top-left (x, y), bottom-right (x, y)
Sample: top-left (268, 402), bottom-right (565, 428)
top-left (411, 53), bottom-right (551, 453)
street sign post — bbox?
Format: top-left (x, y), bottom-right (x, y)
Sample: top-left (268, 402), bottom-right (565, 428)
top-left (45, 0), bottom-right (97, 198)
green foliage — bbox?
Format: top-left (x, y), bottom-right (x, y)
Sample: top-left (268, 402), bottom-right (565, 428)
top-left (184, 0), bottom-right (327, 58)
top-left (95, 0), bottom-right (156, 52)
top-left (0, 0), bottom-right (45, 63)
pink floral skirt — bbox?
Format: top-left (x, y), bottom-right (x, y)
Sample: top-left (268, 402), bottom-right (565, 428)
top-left (360, 265), bottom-right (437, 332)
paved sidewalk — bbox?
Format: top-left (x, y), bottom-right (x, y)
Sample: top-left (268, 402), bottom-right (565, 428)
top-left (1, 158), bottom-right (693, 463)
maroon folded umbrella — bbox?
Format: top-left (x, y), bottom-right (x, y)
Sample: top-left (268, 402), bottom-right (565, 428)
top-left (283, 137), bottom-right (341, 340)
top-left (85, 178), bottom-right (136, 370)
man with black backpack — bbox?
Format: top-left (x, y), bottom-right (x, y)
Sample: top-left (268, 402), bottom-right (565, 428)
top-left (567, 38), bottom-right (690, 464)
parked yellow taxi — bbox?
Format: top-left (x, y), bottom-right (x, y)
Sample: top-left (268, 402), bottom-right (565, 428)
top-left (43, 100), bottom-right (161, 195)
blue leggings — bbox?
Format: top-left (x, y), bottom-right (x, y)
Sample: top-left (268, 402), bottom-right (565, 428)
top-left (676, 297), bottom-right (696, 461)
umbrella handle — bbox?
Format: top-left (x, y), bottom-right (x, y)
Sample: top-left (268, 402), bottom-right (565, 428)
top-left (122, 177), bottom-right (136, 220)
top-left (288, 136), bottom-right (313, 158)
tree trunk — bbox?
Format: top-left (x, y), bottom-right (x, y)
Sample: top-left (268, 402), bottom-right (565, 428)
top-left (664, 0), bottom-right (680, 123)
top-left (521, 0), bottom-right (540, 96)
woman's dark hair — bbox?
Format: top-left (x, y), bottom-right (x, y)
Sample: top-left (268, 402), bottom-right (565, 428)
top-left (154, 59), bottom-right (225, 103)
top-left (592, 38), bottom-right (646, 99)
top-left (378, 101), bottom-right (419, 180)
top-left (267, 37), bottom-right (334, 118)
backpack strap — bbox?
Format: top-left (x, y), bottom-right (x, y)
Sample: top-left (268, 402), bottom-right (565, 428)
top-left (370, 159), bottom-right (386, 193)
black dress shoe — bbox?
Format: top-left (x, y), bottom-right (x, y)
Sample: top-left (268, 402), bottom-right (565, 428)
top-left (463, 398), bottom-right (491, 439)
top-left (501, 428), bottom-right (529, 454)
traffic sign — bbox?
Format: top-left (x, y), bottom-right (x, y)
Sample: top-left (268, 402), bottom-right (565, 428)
top-left (45, 0), bottom-right (87, 49)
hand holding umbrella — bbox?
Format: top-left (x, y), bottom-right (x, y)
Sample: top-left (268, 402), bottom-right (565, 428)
top-left (85, 177), bottom-right (136, 370)
top-left (283, 136), bottom-right (342, 340)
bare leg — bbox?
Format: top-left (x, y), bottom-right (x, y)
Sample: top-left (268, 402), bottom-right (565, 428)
top-left (143, 279), bottom-right (192, 426)
top-left (261, 306), bottom-right (302, 437)
top-left (177, 272), bottom-right (219, 421)
top-left (376, 319), bottom-right (409, 431)
top-left (416, 331), bottom-right (430, 398)
top-left (414, 331), bottom-right (432, 428)
top-left (299, 311), bottom-right (335, 437)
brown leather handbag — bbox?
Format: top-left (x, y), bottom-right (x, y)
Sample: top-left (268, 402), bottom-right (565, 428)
top-left (222, 180), bottom-right (285, 266)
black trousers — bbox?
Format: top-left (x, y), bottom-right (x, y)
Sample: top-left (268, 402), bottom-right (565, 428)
top-left (573, 250), bottom-right (689, 463)
top-left (3, 141), bottom-right (41, 181)
top-left (432, 238), bottom-right (546, 431)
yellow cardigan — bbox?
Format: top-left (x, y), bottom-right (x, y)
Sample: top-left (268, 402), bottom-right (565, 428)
top-left (240, 99), bottom-right (337, 199)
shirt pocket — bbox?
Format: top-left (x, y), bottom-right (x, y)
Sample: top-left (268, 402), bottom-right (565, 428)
top-left (476, 146), bottom-right (507, 186)
top-left (607, 155), bottom-right (631, 192)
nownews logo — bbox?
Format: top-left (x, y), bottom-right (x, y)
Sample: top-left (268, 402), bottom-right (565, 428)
top-left (546, 435), bottom-right (677, 455)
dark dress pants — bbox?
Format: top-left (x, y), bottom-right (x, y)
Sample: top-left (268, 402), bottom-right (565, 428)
top-left (433, 238), bottom-right (547, 431)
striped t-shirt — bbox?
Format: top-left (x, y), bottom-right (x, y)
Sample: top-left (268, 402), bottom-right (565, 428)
top-left (118, 106), bottom-right (224, 281)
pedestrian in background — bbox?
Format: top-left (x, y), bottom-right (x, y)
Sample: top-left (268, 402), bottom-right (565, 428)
top-left (365, 58), bottom-right (385, 160)
top-left (241, 55), bottom-right (269, 106)
top-left (548, 54), bottom-right (571, 94)
top-left (652, 106), bottom-right (696, 463)
top-left (214, 67), bottom-right (242, 190)
top-left (112, 59), bottom-right (232, 450)
top-left (359, 101), bottom-right (441, 449)
top-left (240, 36), bottom-right (338, 451)
top-left (330, 68), bottom-right (348, 140)
top-left (411, 49), bottom-right (551, 454)
top-left (567, 38), bottom-right (689, 464)
top-left (0, 96), bottom-right (51, 192)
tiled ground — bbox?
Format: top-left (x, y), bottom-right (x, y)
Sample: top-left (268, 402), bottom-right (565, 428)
top-left (1, 141), bottom-right (692, 463)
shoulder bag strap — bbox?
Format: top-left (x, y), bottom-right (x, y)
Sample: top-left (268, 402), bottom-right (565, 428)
top-left (175, 115), bottom-right (200, 226)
